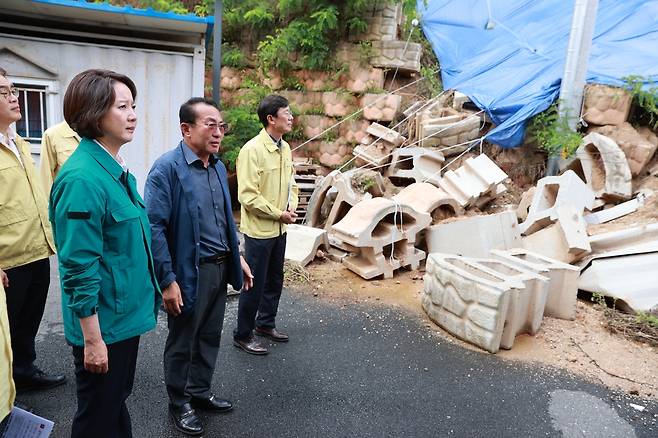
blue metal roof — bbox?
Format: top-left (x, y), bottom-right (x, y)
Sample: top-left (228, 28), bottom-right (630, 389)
top-left (31, 0), bottom-right (214, 24)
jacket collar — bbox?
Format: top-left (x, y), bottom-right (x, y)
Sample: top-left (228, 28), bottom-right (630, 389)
top-left (79, 137), bottom-right (124, 182)
top-left (258, 128), bottom-right (281, 153)
top-left (61, 122), bottom-right (81, 141)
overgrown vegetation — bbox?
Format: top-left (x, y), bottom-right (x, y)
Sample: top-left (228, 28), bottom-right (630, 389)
top-left (590, 292), bottom-right (658, 347)
top-left (526, 103), bottom-right (583, 158)
top-left (623, 75), bottom-right (658, 130)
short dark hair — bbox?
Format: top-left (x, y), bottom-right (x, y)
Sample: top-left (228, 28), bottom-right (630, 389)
top-left (179, 97), bottom-right (219, 124)
top-left (257, 94), bottom-right (289, 127)
top-left (63, 69), bottom-right (137, 139)
top-left (0, 67), bottom-right (6, 77)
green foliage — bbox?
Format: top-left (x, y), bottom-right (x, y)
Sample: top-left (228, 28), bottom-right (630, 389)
top-left (96, 0), bottom-right (189, 14)
top-left (222, 44), bottom-right (247, 68)
top-left (623, 75), bottom-right (658, 129)
top-left (636, 312), bottom-right (658, 328)
top-left (527, 104), bottom-right (583, 158)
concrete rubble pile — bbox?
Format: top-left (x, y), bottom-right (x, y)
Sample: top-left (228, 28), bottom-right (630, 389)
top-left (285, 83), bottom-right (658, 354)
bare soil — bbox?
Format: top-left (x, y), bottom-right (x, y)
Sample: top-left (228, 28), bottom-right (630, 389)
top-left (289, 259), bottom-right (658, 399)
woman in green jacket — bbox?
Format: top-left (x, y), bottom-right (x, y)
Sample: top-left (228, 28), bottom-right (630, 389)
top-left (49, 69), bottom-right (160, 438)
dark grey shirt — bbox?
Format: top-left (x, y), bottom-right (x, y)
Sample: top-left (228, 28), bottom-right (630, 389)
top-left (182, 142), bottom-right (230, 257)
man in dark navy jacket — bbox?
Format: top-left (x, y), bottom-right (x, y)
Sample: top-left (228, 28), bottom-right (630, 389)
top-left (145, 97), bottom-right (253, 436)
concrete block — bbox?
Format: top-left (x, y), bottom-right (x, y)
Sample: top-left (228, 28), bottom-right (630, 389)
top-left (519, 170), bottom-right (595, 235)
top-left (422, 253), bottom-right (514, 353)
top-left (452, 91), bottom-right (471, 111)
top-left (332, 197), bottom-right (431, 251)
top-left (293, 70), bottom-right (338, 92)
top-left (322, 92), bottom-right (358, 118)
top-left (582, 84), bottom-right (632, 126)
top-left (343, 66), bottom-right (386, 94)
top-left (339, 119), bottom-right (370, 144)
top-left (284, 225), bottom-right (329, 267)
top-left (220, 67), bottom-right (243, 90)
top-left (584, 197), bottom-right (641, 224)
top-left (572, 132), bottom-right (632, 202)
top-left (468, 258), bottom-right (549, 349)
top-left (348, 3), bottom-right (402, 42)
top-left (426, 211), bottom-right (522, 257)
top-left (279, 90), bottom-right (323, 114)
top-left (579, 252), bottom-right (658, 313)
top-left (392, 182), bottom-right (464, 223)
top-left (352, 142), bottom-right (394, 168)
top-left (521, 205), bottom-right (591, 263)
top-left (366, 122), bottom-right (406, 147)
top-left (297, 115), bottom-right (335, 139)
top-left (342, 240), bottom-right (425, 280)
top-left (438, 154), bottom-right (508, 208)
top-left (417, 107), bottom-right (480, 153)
top-left (491, 248), bottom-right (580, 320)
top-left (590, 122), bottom-right (658, 177)
top-left (588, 222), bottom-right (658, 255)
top-left (385, 147), bottom-right (445, 186)
top-left (362, 94), bottom-right (402, 122)
top-left (370, 40), bottom-right (422, 73)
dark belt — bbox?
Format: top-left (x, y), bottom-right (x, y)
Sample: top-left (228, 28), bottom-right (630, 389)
top-left (199, 252), bottom-right (230, 265)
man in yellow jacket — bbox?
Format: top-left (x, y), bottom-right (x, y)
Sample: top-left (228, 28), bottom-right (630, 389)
top-left (0, 67), bottom-right (65, 392)
top-left (39, 120), bottom-right (80, 197)
top-left (233, 95), bottom-right (298, 355)
top-left (0, 269), bottom-right (15, 428)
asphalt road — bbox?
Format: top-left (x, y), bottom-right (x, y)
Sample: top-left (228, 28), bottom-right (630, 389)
top-left (17, 259), bottom-right (658, 437)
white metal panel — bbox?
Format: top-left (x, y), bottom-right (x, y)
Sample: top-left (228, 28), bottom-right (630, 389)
top-left (0, 35), bottom-right (202, 193)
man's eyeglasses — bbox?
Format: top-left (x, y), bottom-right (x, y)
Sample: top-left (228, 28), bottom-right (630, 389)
top-left (196, 122), bottom-right (230, 133)
top-left (0, 88), bottom-right (19, 100)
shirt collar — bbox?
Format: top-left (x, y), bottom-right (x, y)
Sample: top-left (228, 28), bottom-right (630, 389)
top-left (182, 141), bottom-right (217, 167)
top-left (93, 139), bottom-right (128, 172)
top-left (0, 126), bottom-right (17, 145)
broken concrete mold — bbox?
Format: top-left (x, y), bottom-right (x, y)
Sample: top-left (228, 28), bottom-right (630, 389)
top-left (572, 132), bottom-right (632, 202)
top-left (284, 225), bottom-right (329, 267)
top-left (437, 154), bottom-right (508, 208)
top-left (426, 211), bottom-right (522, 258)
top-left (417, 106), bottom-right (481, 154)
top-left (385, 147), bottom-right (445, 187)
top-left (590, 122), bottom-right (658, 177)
top-left (467, 258), bottom-right (550, 350)
top-left (519, 170), bottom-right (595, 236)
top-left (491, 248), bottom-right (580, 320)
top-left (366, 122), bottom-right (406, 147)
top-left (582, 84), bottom-right (632, 126)
top-left (521, 205), bottom-right (591, 264)
top-left (516, 187), bottom-right (536, 222)
top-left (391, 182), bottom-right (464, 223)
top-left (422, 253), bottom-right (514, 353)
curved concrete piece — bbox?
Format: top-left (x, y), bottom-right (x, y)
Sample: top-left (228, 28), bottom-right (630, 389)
top-left (516, 187), bottom-right (536, 222)
top-left (385, 147), bottom-right (445, 187)
top-left (590, 123), bottom-right (658, 177)
top-left (573, 133), bottom-right (632, 201)
top-left (491, 248), bottom-right (580, 320)
top-left (284, 225), bottom-right (329, 267)
top-left (331, 197), bottom-right (431, 250)
top-left (392, 182), bottom-right (464, 223)
top-left (519, 170), bottom-right (595, 236)
top-left (422, 253), bottom-right (515, 353)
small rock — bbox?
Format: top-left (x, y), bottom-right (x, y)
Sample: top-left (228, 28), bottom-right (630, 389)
top-left (629, 388), bottom-right (640, 396)
top-left (313, 292), bottom-right (318, 297)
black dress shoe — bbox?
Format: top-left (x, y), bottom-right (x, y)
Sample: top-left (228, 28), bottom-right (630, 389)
top-left (169, 403), bottom-right (203, 436)
top-left (233, 336), bottom-right (269, 355)
top-left (14, 370), bottom-right (66, 392)
top-left (255, 326), bottom-right (289, 342)
top-left (191, 394), bottom-right (233, 413)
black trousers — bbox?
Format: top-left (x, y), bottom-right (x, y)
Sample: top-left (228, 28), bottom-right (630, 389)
top-left (4, 258), bottom-right (50, 378)
top-left (234, 233), bottom-right (286, 341)
top-left (164, 262), bottom-right (228, 409)
top-left (71, 336), bottom-right (139, 438)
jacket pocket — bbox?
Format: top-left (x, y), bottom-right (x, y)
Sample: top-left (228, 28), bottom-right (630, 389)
top-left (0, 200), bottom-right (28, 227)
top-left (111, 265), bottom-right (131, 314)
top-left (110, 204), bottom-right (140, 222)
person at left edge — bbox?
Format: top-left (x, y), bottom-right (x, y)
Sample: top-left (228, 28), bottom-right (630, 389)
top-left (0, 67), bottom-right (65, 393)
top-left (145, 97), bottom-right (253, 436)
top-left (49, 69), bottom-right (161, 438)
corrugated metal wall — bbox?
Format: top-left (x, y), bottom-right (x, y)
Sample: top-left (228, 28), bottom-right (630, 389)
top-left (0, 35), bottom-right (204, 192)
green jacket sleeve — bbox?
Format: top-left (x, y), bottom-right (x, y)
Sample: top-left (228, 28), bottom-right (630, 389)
top-left (237, 146), bottom-right (283, 220)
top-left (51, 178), bottom-right (104, 318)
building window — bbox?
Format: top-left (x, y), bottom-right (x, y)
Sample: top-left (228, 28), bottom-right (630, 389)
top-left (15, 83), bottom-right (48, 143)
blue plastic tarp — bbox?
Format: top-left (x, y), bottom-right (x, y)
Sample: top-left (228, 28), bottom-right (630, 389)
top-left (417, 0), bottom-right (658, 148)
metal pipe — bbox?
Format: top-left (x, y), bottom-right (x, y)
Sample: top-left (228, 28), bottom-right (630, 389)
top-left (547, 0), bottom-right (599, 175)
top-left (212, 0), bottom-right (223, 105)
